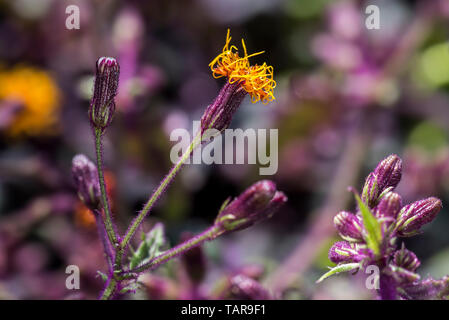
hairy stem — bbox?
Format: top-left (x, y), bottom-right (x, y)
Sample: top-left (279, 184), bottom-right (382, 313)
top-left (120, 131), bottom-right (202, 251)
top-left (98, 130), bottom-right (203, 300)
top-left (94, 209), bottom-right (114, 273)
top-left (100, 277), bottom-right (118, 300)
top-left (125, 225), bottom-right (221, 274)
top-left (95, 128), bottom-right (118, 246)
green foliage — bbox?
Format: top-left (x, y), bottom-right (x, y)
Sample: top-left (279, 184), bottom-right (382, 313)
top-left (283, 0), bottom-right (332, 19)
top-left (129, 223), bottom-right (167, 270)
top-left (96, 271), bottom-right (108, 282)
top-left (408, 122), bottom-right (448, 154)
top-left (416, 42), bottom-right (449, 88)
top-left (354, 193), bottom-right (382, 257)
top-left (316, 263), bottom-right (361, 283)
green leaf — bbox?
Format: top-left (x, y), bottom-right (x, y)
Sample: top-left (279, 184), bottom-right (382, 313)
top-left (96, 271), bottom-right (108, 282)
top-left (218, 197), bottom-right (231, 214)
top-left (354, 192), bottom-right (382, 256)
top-left (129, 223), bottom-right (167, 270)
top-left (316, 263), bottom-right (361, 283)
top-left (119, 281), bottom-right (141, 294)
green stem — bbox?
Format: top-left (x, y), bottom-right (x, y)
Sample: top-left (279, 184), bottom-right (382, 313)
top-left (98, 129), bottom-right (203, 300)
top-left (120, 131), bottom-right (202, 251)
top-left (126, 225), bottom-right (221, 274)
top-left (95, 128), bottom-right (118, 246)
top-left (100, 277), bottom-right (117, 300)
top-left (114, 247), bottom-right (124, 273)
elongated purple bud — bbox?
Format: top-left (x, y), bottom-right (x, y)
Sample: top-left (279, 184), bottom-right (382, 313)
top-left (376, 192), bottom-right (402, 219)
top-left (333, 211), bottom-right (364, 242)
top-left (328, 241), bottom-right (368, 264)
top-left (396, 197), bottom-right (442, 237)
top-left (89, 57), bottom-right (120, 132)
top-left (225, 274), bottom-right (271, 300)
top-left (394, 245), bottom-right (420, 272)
top-left (374, 154), bottom-right (402, 193)
top-left (214, 180), bottom-right (287, 233)
top-left (200, 81), bottom-right (247, 134)
top-left (361, 172), bottom-right (379, 208)
top-left (71, 154), bottom-right (100, 211)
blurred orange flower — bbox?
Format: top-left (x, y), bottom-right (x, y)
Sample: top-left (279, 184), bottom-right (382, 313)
top-left (0, 66), bottom-right (61, 137)
top-left (74, 202), bottom-right (97, 229)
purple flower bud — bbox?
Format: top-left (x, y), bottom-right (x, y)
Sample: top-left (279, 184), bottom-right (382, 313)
top-left (262, 191), bottom-right (288, 220)
top-left (387, 245), bottom-right (421, 285)
top-left (333, 211), bottom-right (364, 242)
top-left (361, 172), bottom-right (379, 208)
top-left (71, 154), bottom-right (100, 211)
top-left (387, 264), bottom-right (420, 284)
top-left (328, 241), bottom-right (368, 264)
top-left (374, 154), bottom-right (402, 193)
top-left (393, 245), bottom-right (420, 272)
top-left (224, 274), bottom-right (271, 300)
top-left (376, 191), bottom-right (402, 220)
top-left (399, 276), bottom-right (448, 300)
top-left (396, 197), bottom-right (442, 237)
top-left (200, 81), bottom-right (247, 134)
top-left (215, 180), bottom-right (287, 233)
top-left (89, 57), bottom-right (120, 132)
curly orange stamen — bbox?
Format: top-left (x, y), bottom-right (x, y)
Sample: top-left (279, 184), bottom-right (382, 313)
top-left (209, 29), bottom-right (276, 104)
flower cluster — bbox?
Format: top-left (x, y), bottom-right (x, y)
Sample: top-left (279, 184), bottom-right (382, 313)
top-left (319, 154), bottom-right (448, 300)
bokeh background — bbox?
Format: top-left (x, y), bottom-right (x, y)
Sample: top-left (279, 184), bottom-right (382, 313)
top-left (0, 0), bottom-right (449, 299)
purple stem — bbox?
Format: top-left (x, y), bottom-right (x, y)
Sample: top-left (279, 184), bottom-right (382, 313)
top-left (379, 273), bottom-right (397, 300)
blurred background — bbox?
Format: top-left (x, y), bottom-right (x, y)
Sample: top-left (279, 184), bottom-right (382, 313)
top-left (0, 0), bottom-right (449, 299)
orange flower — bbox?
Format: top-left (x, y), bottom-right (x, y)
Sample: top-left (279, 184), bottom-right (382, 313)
top-left (0, 66), bottom-right (60, 137)
top-left (75, 202), bottom-right (97, 229)
top-left (209, 29), bottom-right (276, 104)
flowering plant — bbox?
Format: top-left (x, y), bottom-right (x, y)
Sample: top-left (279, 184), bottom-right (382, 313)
top-left (71, 31), bottom-right (286, 300)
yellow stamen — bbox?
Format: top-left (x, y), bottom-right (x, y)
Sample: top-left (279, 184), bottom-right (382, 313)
top-left (209, 29), bottom-right (276, 104)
